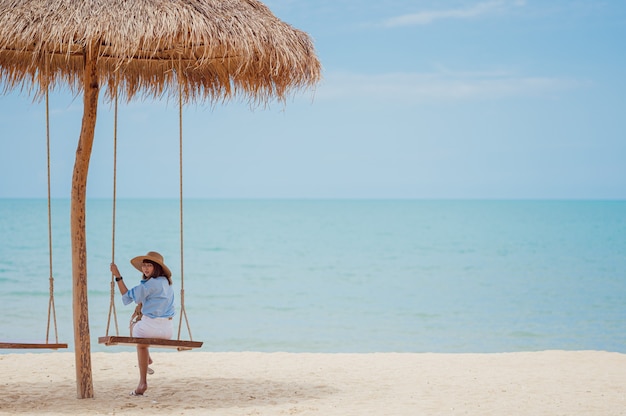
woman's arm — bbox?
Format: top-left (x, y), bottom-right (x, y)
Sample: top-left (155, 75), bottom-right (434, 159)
top-left (110, 262), bottom-right (129, 295)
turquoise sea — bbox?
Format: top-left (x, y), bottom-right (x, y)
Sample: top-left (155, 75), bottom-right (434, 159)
top-left (0, 199), bottom-right (625, 353)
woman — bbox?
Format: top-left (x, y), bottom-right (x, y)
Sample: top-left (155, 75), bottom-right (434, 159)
top-left (110, 251), bottom-right (175, 396)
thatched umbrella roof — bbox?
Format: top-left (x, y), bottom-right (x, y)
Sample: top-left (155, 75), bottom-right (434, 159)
top-left (0, 0), bottom-right (320, 400)
top-left (0, 0), bottom-right (321, 102)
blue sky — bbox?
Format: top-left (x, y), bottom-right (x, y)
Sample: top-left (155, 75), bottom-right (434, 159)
top-left (1, 0), bottom-right (625, 199)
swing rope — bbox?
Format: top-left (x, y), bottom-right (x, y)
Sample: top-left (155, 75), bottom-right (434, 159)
top-left (177, 83), bottom-right (193, 342)
top-left (44, 63), bottom-right (61, 345)
top-left (105, 84), bottom-right (120, 337)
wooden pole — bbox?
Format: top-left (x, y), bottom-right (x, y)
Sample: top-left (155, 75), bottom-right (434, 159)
top-left (71, 43), bottom-right (99, 399)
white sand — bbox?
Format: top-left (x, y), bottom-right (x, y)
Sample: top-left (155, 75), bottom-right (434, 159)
top-left (0, 350), bottom-right (625, 415)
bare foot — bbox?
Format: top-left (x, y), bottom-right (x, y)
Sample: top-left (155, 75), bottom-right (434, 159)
top-left (147, 356), bottom-right (154, 375)
top-left (134, 382), bottom-right (147, 396)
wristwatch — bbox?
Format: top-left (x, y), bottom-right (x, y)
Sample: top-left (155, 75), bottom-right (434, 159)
top-left (115, 276), bottom-right (123, 282)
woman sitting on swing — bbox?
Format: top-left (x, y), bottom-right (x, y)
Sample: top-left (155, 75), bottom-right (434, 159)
top-left (110, 251), bottom-right (175, 396)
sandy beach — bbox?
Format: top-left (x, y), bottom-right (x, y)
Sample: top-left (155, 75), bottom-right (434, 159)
top-left (0, 350), bottom-right (624, 415)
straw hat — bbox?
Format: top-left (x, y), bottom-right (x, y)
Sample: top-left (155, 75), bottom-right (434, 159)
top-left (130, 251), bottom-right (172, 278)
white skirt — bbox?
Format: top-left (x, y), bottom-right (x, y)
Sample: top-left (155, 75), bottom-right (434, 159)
top-left (131, 316), bottom-right (173, 339)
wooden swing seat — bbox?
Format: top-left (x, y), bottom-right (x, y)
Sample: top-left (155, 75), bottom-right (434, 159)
top-left (0, 341), bottom-right (68, 350)
top-left (98, 336), bottom-right (202, 351)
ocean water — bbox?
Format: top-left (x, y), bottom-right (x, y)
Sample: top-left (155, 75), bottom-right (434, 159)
top-left (1, 199), bottom-right (625, 354)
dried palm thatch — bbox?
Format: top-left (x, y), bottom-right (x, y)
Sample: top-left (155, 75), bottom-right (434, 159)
top-left (0, 0), bottom-right (321, 103)
top-left (0, 0), bottom-right (320, 400)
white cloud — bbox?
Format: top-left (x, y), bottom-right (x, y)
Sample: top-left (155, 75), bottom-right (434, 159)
top-left (381, 0), bottom-right (526, 28)
top-left (316, 69), bottom-right (582, 103)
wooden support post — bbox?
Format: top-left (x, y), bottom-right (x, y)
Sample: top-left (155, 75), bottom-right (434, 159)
top-left (71, 42), bottom-right (99, 399)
